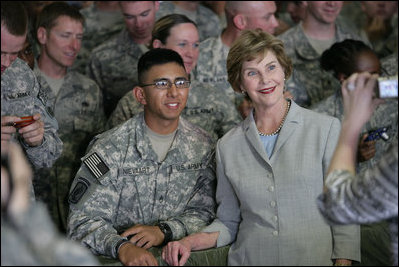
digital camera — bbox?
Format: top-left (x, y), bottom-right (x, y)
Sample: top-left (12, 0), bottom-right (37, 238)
top-left (376, 75), bottom-right (398, 98)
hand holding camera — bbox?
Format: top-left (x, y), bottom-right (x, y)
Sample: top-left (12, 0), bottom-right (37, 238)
top-left (1, 114), bottom-right (44, 148)
top-left (341, 72), bottom-right (385, 132)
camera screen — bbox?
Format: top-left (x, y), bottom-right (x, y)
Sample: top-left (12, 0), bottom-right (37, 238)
top-left (378, 76), bottom-right (398, 98)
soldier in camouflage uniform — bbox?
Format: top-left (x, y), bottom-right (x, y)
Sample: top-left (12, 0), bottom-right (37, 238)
top-left (155, 1), bottom-right (221, 42)
top-left (107, 79), bottom-right (241, 141)
top-left (278, 1), bottom-right (369, 108)
top-left (1, 143), bottom-right (98, 266)
top-left (107, 14), bottom-right (241, 140)
top-left (33, 2), bottom-right (106, 233)
top-left (68, 48), bottom-right (216, 265)
top-left (311, 39), bottom-right (397, 175)
top-left (340, 1), bottom-right (398, 59)
top-left (71, 1), bottom-right (125, 75)
top-left (194, 1), bottom-right (279, 108)
top-left (1, 2), bottom-right (63, 171)
top-left (87, 1), bottom-right (159, 118)
top-left (311, 39), bottom-right (397, 266)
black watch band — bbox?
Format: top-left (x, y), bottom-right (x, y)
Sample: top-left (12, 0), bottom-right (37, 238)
top-left (156, 222), bottom-right (173, 246)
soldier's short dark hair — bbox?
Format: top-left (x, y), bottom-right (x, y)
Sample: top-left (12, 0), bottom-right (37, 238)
top-left (137, 48), bottom-right (185, 84)
top-left (227, 29), bottom-right (293, 93)
top-left (151, 14), bottom-right (197, 48)
top-left (1, 1), bottom-right (28, 36)
top-left (36, 2), bottom-right (84, 32)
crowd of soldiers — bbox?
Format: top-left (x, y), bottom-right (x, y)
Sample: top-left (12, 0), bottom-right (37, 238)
top-left (1, 1), bottom-right (398, 266)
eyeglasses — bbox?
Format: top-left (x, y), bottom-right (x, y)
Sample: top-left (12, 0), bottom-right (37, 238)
top-left (140, 78), bottom-right (191, 90)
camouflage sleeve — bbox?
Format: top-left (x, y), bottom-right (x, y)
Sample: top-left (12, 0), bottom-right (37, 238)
top-left (216, 93), bottom-right (242, 137)
top-left (67, 152), bottom-right (123, 258)
top-left (106, 91), bottom-right (143, 130)
top-left (91, 82), bottom-right (106, 134)
top-left (14, 202), bottom-right (99, 265)
top-left (21, 79), bottom-right (63, 168)
top-left (163, 150), bottom-right (217, 240)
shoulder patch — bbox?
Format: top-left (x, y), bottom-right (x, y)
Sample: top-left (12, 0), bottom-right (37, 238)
top-left (83, 152), bottom-right (110, 179)
top-left (68, 177), bottom-right (90, 204)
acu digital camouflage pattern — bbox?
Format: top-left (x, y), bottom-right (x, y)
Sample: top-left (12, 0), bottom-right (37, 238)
top-left (86, 29), bottom-right (149, 117)
top-left (71, 4), bottom-right (125, 75)
top-left (381, 53), bottom-right (398, 76)
top-left (106, 80), bottom-right (242, 140)
top-left (33, 64), bottom-right (106, 233)
top-left (193, 35), bottom-right (243, 107)
top-left (1, 202), bottom-right (98, 265)
top-left (1, 58), bottom-right (63, 168)
top-left (156, 1), bottom-right (222, 41)
top-left (68, 113), bottom-right (217, 259)
top-left (278, 23), bottom-right (368, 107)
top-left (311, 90), bottom-right (398, 176)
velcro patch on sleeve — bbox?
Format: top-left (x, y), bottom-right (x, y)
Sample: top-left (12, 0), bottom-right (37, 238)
top-left (83, 152), bottom-right (110, 179)
top-left (68, 177), bottom-right (90, 204)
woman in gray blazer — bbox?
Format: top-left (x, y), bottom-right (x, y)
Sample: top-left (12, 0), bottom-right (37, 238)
top-left (162, 29), bottom-right (360, 266)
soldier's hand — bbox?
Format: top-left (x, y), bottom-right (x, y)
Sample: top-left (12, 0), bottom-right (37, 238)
top-left (121, 224), bottom-right (164, 249)
top-left (1, 115), bottom-right (20, 151)
top-left (118, 242), bottom-right (158, 266)
top-left (18, 113), bottom-right (44, 147)
top-left (357, 133), bottom-right (376, 162)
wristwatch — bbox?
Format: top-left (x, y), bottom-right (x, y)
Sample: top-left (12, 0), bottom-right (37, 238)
top-left (156, 222), bottom-right (173, 246)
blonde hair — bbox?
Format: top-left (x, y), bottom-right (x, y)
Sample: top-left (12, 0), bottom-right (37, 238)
top-left (227, 29), bottom-right (292, 93)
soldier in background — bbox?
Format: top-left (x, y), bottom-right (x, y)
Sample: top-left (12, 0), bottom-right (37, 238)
top-left (278, 1), bottom-right (369, 108)
top-left (155, 1), bottom-right (222, 41)
top-left (71, 1), bottom-right (124, 75)
top-left (1, 1), bottom-right (63, 177)
top-left (194, 1), bottom-right (280, 110)
top-left (312, 39), bottom-right (397, 176)
top-left (343, 1), bottom-right (397, 59)
top-left (311, 39), bottom-right (397, 266)
top-left (1, 142), bottom-right (98, 266)
top-left (107, 14), bottom-right (241, 141)
top-left (33, 2), bottom-right (105, 233)
top-left (68, 49), bottom-right (216, 266)
top-left (87, 1), bottom-right (159, 118)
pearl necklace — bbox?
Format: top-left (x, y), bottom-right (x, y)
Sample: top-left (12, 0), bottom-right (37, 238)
top-left (258, 100), bottom-right (291, 136)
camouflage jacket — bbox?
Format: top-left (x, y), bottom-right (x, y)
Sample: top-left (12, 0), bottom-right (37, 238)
top-left (71, 4), bottom-right (125, 75)
top-left (67, 113), bottom-right (217, 258)
top-left (106, 80), bottom-right (242, 140)
top-left (194, 35), bottom-right (241, 106)
top-left (86, 28), bottom-right (148, 117)
top-left (156, 1), bottom-right (222, 41)
top-left (1, 58), bottom-right (63, 168)
top-left (278, 22), bottom-right (367, 107)
top-left (33, 64), bottom-right (106, 231)
top-left (381, 53), bottom-right (398, 76)
top-left (312, 90), bottom-right (398, 175)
